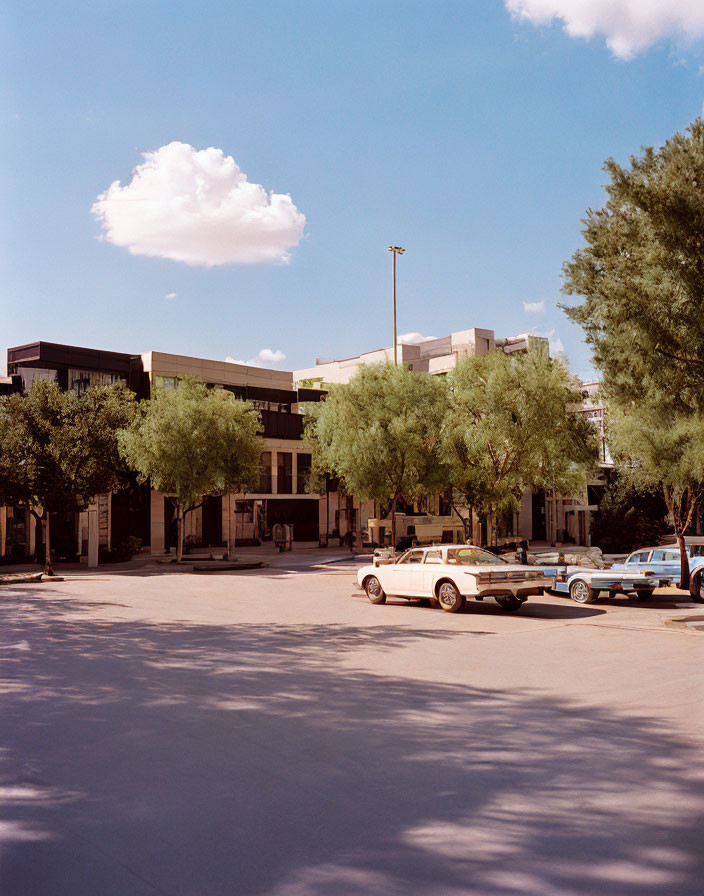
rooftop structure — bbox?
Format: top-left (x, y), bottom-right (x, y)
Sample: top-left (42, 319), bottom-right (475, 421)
top-left (294, 328), bottom-right (550, 386)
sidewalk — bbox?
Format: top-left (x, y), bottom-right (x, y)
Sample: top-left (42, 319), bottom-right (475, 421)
top-left (0, 541), bottom-right (364, 579)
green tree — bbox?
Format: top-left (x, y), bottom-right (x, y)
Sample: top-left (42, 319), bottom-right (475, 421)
top-left (562, 118), bottom-right (704, 412)
top-left (118, 379), bottom-right (261, 560)
top-left (312, 363), bottom-right (449, 549)
top-left (606, 403), bottom-right (704, 589)
top-left (562, 118), bottom-right (704, 581)
top-left (0, 381), bottom-right (136, 573)
top-left (442, 350), bottom-right (597, 546)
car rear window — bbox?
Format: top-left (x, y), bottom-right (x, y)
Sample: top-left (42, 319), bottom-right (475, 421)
top-left (446, 548), bottom-right (505, 566)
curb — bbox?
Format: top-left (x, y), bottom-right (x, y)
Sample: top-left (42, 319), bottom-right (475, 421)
top-left (0, 572), bottom-right (44, 585)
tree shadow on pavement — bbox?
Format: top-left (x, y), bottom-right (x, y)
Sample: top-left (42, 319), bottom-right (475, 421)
top-left (1, 591), bottom-right (703, 896)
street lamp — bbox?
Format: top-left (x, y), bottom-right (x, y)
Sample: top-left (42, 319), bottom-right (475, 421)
top-left (388, 245), bottom-right (405, 365)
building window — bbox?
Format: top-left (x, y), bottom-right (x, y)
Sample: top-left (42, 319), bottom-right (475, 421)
top-left (277, 452), bottom-right (292, 494)
top-left (235, 500), bottom-right (254, 522)
top-left (259, 452), bottom-right (272, 493)
top-left (20, 368), bottom-right (58, 391)
top-left (154, 375), bottom-right (177, 391)
top-left (68, 369), bottom-right (127, 393)
top-left (297, 453), bottom-right (312, 494)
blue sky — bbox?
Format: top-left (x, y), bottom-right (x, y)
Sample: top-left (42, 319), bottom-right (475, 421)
top-left (3, 0), bottom-right (704, 378)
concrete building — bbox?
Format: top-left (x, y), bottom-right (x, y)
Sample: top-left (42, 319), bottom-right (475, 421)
top-left (1, 325), bottom-right (582, 561)
top-left (294, 328), bottom-right (549, 386)
top-left (0, 341), bottom-right (325, 561)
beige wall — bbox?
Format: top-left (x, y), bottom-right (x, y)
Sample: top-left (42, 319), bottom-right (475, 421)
top-left (142, 351), bottom-right (295, 391)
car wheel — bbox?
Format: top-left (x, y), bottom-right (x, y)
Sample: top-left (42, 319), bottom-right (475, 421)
top-left (364, 575), bottom-right (386, 605)
top-left (569, 579), bottom-right (596, 604)
top-left (690, 571), bottom-right (704, 604)
top-left (496, 595), bottom-right (523, 612)
top-left (437, 581), bottom-right (464, 613)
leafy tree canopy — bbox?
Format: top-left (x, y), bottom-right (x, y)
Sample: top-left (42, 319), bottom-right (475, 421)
top-left (312, 363), bottom-right (449, 546)
top-left (606, 401), bottom-right (704, 587)
top-left (0, 380), bottom-right (136, 513)
top-left (562, 118), bottom-right (704, 412)
top-left (118, 378), bottom-right (261, 559)
top-left (0, 381), bottom-right (136, 570)
top-left (443, 350), bottom-right (597, 538)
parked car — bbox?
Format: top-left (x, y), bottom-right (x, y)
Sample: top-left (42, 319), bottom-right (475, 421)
top-left (547, 566), bottom-right (659, 604)
top-left (611, 544), bottom-right (704, 590)
top-left (356, 544), bottom-right (550, 613)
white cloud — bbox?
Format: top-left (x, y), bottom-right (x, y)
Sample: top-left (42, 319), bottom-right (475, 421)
top-left (92, 142), bottom-right (306, 266)
top-left (506, 0), bottom-right (704, 59)
top-left (523, 300), bottom-right (545, 313)
top-left (225, 348), bottom-right (288, 369)
top-left (164, 292), bottom-right (177, 300)
top-left (398, 332), bottom-right (438, 344)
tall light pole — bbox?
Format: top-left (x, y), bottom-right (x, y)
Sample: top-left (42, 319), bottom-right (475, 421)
top-left (388, 245), bottom-right (405, 365)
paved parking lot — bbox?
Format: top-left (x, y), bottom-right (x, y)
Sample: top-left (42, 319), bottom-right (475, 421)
top-left (2, 563), bottom-right (703, 895)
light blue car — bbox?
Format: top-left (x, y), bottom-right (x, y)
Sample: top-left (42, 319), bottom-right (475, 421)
top-left (611, 544), bottom-right (704, 592)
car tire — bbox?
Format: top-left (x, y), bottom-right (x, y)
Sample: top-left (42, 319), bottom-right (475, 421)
top-left (437, 581), bottom-right (464, 613)
top-left (569, 579), bottom-right (596, 604)
top-left (496, 596), bottom-right (523, 612)
top-left (364, 575), bottom-right (386, 605)
top-left (690, 571), bottom-right (704, 604)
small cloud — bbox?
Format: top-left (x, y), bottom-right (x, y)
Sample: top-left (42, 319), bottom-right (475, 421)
top-left (92, 142), bottom-right (305, 266)
top-left (523, 300), bottom-right (545, 313)
top-left (164, 292), bottom-right (177, 300)
top-left (399, 332), bottom-right (438, 344)
top-left (225, 348), bottom-right (287, 369)
top-left (506, 0), bottom-right (704, 60)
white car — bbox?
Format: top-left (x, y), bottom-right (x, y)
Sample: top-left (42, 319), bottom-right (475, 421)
top-left (356, 544), bottom-right (550, 613)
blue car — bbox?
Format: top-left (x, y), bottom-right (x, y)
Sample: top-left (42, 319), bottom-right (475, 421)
top-left (611, 544), bottom-right (704, 594)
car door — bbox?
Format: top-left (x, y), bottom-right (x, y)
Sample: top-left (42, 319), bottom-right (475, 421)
top-left (383, 549), bottom-right (424, 595)
top-left (646, 548), bottom-right (680, 582)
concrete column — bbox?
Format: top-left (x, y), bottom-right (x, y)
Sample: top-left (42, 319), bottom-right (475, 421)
top-left (28, 509), bottom-right (36, 558)
top-left (271, 450), bottom-right (278, 495)
top-left (292, 452), bottom-right (298, 495)
top-left (87, 504), bottom-right (99, 568)
top-left (150, 490), bottom-right (165, 553)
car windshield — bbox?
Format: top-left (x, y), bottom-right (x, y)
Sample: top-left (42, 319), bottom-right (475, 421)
top-left (445, 548), bottom-right (506, 566)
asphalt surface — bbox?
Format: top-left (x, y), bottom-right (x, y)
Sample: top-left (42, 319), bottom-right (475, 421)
top-left (1, 564), bottom-right (703, 895)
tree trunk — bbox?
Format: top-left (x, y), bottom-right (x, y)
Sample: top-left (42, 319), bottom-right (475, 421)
top-left (176, 505), bottom-right (184, 562)
top-left (677, 530), bottom-right (690, 591)
top-left (451, 501), bottom-right (471, 542)
top-left (227, 493), bottom-right (236, 561)
top-left (390, 492), bottom-right (398, 555)
top-left (44, 511), bottom-right (53, 576)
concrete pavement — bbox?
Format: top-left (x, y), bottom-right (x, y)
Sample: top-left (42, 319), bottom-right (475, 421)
top-left (1, 569), bottom-right (703, 895)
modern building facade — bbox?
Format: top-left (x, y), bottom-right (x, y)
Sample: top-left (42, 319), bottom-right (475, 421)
top-left (1, 325), bottom-right (594, 561)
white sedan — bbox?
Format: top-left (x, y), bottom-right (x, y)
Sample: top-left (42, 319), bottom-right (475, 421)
top-left (357, 544), bottom-right (550, 613)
